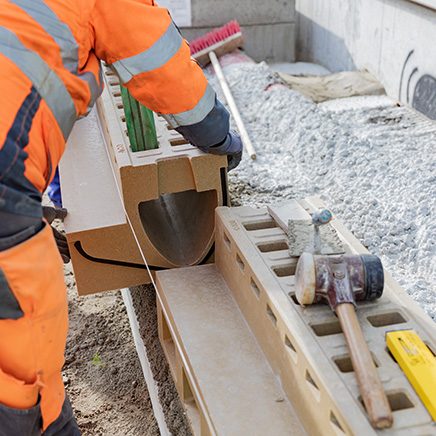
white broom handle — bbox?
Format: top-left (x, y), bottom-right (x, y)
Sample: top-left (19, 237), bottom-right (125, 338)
top-left (209, 51), bottom-right (257, 160)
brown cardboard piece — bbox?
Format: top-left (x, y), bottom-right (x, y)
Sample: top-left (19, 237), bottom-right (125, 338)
top-left (60, 66), bottom-right (228, 295)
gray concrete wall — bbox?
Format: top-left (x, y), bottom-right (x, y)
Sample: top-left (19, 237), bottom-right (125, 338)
top-left (296, 0), bottom-right (436, 120)
top-left (180, 0), bottom-right (296, 63)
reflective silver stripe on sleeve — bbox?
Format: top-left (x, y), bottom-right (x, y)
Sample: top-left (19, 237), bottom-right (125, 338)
top-left (0, 26), bottom-right (77, 140)
top-left (13, 0), bottom-right (103, 111)
top-left (12, 0), bottom-right (79, 72)
top-left (161, 84), bottom-right (216, 128)
top-left (79, 69), bottom-right (104, 114)
top-left (110, 21), bottom-right (183, 84)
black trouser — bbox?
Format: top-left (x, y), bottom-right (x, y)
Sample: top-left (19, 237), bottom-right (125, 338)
top-left (0, 395), bottom-right (80, 436)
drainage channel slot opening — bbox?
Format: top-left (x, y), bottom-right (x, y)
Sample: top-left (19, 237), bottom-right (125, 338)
top-left (170, 138), bottom-right (189, 146)
top-left (367, 312), bottom-right (407, 327)
top-left (266, 304), bottom-right (277, 328)
top-left (284, 334), bottom-right (298, 363)
top-left (257, 240), bottom-right (288, 253)
top-left (311, 320), bottom-right (343, 337)
top-left (289, 293), bottom-right (301, 305)
top-left (330, 411), bottom-right (347, 435)
top-left (250, 278), bottom-right (260, 300)
top-left (360, 391), bottom-right (414, 412)
top-left (236, 253), bottom-right (245, 273)
top-left (272, 264), bottom-right (296, 277)
top-left (243, 220), bottom-right (276, 231)
top-left (424, 342), bottom-right (436, 357)
top-left (385, 346), bottom-right (397, 363)
top-left (334, 354), bottom-right (378, 373)
top-left (387, 392), bottom-right (414, 411)
top-left (305, 369), bottom-right (321, 401)
top-left (223, 232), bottom-right (231, 251)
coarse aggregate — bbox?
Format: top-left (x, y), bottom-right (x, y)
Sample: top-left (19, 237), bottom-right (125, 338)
top-left (205, 60), bottom-right (436, 320)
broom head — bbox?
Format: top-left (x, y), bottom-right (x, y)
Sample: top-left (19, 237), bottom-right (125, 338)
top-left (190, 20), bottom-right (244, 67)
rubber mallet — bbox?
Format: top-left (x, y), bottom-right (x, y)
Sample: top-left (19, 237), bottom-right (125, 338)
top-left (295, 252), bottom-right (393, 429)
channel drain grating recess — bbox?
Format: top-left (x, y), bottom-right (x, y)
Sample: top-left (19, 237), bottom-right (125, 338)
top-left (211, 200), bottom-right (436, 435)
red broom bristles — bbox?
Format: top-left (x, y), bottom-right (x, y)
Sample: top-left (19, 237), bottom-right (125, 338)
top-left (190, 20), bottom-right (241, 55)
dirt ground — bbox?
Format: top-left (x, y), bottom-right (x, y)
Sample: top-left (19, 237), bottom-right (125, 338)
top-left (62, 261), bottom-right (160, 436)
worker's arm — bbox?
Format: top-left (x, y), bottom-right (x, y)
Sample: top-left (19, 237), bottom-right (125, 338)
top-left (91, 0), bottom-right (242, 168)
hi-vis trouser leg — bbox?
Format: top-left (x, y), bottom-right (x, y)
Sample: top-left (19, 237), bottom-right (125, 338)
top-left (0, 223), bottom-right (79, 435)
top-left (0, 57), bottom-right (79, 435)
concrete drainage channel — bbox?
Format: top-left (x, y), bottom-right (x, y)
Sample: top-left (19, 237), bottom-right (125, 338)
top-left (119, 197), bottom-right (436, 435)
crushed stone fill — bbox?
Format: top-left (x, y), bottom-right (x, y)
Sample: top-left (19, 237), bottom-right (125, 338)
top-left (205, 61), bottom-right (436, 320)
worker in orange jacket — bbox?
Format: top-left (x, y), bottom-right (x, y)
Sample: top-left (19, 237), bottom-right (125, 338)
top-left (0, 1), bottom-right (242, 435)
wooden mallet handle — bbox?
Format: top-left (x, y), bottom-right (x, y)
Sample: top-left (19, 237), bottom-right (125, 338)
top-left (336, 303), bottom-right (393, 429)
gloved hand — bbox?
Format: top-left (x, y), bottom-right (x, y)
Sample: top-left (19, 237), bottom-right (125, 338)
top-left (207, 130), bottom-right (243, 171)
top-left (42, 206), bottom-right (70, 263)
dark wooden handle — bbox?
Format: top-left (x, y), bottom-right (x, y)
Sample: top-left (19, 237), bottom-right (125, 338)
top-left (336, 303), bottom-right (393, 429)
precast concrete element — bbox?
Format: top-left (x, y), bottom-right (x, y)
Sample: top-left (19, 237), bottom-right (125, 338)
top-left (156, 197), bottom-right (436, 435)
top-left (180, 0), bottom-right (296, 63)
top-left (60, 65), bottom-right (228, 295)
top-left (156, 264), bottom-right (305, 436)
top-left (296, 0), bottom-right (436, 119)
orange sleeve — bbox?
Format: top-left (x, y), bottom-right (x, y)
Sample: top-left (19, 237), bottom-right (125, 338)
top-left (91, 0), bottom-right (208, 115)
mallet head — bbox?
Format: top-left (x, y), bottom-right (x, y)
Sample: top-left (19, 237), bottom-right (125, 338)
top-left (295, 253), bottom-right (384, 310)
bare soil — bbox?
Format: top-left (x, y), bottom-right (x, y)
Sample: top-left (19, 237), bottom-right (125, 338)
top-left (63, 262), bottom-right (160, 436)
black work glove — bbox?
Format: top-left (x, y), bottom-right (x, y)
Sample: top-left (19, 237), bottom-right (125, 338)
top-left (42, 206), bottom-right (70, 263)
top-left (206, 130), bottom-right (243, 171)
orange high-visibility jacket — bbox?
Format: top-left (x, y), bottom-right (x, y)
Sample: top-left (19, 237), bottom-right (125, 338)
top-left (0, 0), bottom-right (228, 219)
top-left (0, 1), bottom-right (229, 431)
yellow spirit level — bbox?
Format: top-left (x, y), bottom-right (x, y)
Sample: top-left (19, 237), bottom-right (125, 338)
top-left (386, 329), bottom-right (436, 421)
